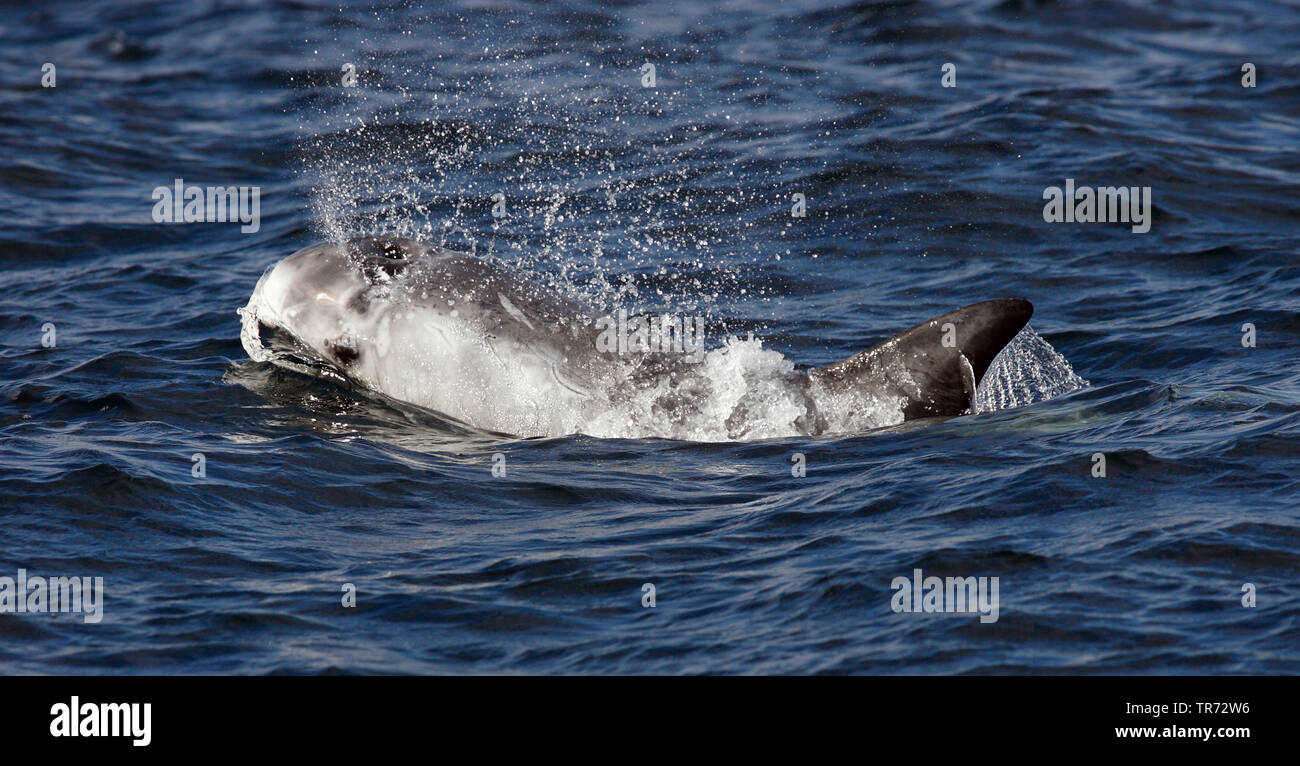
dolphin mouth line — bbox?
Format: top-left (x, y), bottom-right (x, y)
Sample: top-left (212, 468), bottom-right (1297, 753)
top-left (250, 320), bottom-right (352, 384)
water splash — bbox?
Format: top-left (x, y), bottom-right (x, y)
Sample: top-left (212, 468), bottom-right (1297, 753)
top-left (290, 31), bottom-right (774, 325)
top-left (975, 328), bottom-right (1089, 414)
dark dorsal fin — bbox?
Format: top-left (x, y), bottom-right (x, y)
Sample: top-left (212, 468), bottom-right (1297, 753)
top-left (810, 299), bottom-right (1033, 420)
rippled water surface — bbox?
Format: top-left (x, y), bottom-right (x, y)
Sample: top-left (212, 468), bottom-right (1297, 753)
top-left (1, 0), bottom-right (1298, 673)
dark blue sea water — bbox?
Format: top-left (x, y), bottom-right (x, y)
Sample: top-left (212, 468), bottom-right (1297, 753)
top-left (1, 0), bottom-right (1298, 674)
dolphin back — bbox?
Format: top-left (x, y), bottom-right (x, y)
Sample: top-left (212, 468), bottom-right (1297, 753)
top-left (809, 299), bottom-right (1033, 420)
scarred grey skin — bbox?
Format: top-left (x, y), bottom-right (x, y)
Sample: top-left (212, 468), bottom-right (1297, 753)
top-left (240, 236), bottom-right (1033, 438)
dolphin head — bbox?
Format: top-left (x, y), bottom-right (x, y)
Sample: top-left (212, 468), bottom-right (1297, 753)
top-left (241, 241), bottom-right (380, 371)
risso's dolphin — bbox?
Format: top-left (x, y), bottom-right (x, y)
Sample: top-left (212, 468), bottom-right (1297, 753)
top-left (239, 236), bottom-right (1033, 440)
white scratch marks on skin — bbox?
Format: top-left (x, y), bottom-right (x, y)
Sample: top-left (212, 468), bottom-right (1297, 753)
top-left (498, 293), bottom-right (535, 331)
